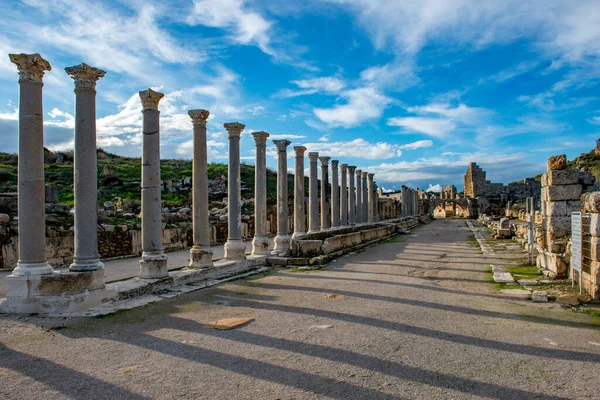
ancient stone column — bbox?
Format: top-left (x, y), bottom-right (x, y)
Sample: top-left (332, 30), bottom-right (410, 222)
top-left (188, 109), bottom-right (213, 268)
top-left (367, 173), bottom-right (374, 223)
top-left (331, 160), bottom-right (340, 228)
top-left (401, 185), bottom-right (408, 217)
top-left (9, 53), bottom-right (53, 276)
top-left (373, 182), bottom-right (379, 221)
top-left (251, 131), bottom-right (270, 255)
top-left (224, 122), bottom-right (246, 260)
top-left (340, 164), bottom-right (348, 226)
top-left (308, 152), bottom-right (320, 233)
top-left (362, 172), bottom-right (369, 222)
top-left (348, 166), bottom-right (356, 225)
top-left (355, 169), bottom-right (363, 223)
top-left (272, 140), bottom-right (292, 254)
top-left (293, 146), bottom-right (307, 238)
top-left (65, 63), bottom-right (106, 272)
top-left (139, 88), bottom-right (168, 278)
top-left (319, 156), bottom-right (331, 230)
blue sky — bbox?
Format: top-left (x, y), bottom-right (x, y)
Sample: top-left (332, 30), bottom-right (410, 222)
top-left (0, 0), bottom-right (599, 192)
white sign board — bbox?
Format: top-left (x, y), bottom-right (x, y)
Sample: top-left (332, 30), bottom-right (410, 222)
top-left (571, 212), bottom-right (582, 273)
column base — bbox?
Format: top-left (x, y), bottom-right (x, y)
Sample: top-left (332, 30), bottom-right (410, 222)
top-left (12, 261), bottom-right (53, 276)
top-left (139, 252), bottom-right (168, 279)
top-left (1, 268), bottom-right (112, 314)
top-left (189, 246), bottom-right (213, 269)
top-left (251, 235), bottom-right (270, 256)
top-left (272, 234), bottom-right (291, 256)
top-left (70, 258), bottom-right (104, 272)
top-left (291, 231), bottom-right (306, 239)
top-left (224, 239), bottom-right (246, 260)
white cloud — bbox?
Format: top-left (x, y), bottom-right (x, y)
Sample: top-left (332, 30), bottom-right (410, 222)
top-left (426, 184), bottom-right (442, 192)
top-left (5, 0), bottom-right (200, 85)
top-left (175, 139), bottom-right (227, 159)
top-left (400, 140), bottom-right (433, 150)
top-left (314, 87), bottom-right (391, 128)
top-left (188, 0), bottom-right (314, 69)
top-left (301, 138), bottom-right (402, 159)
top-left (275, 77), bottom-right (346, 98)
top-left (388, 117), bottom-right (456, 139)
top-left (388, 103), bottom-right (489, 139)
top-left (269, 134), bottom-right (305, 139)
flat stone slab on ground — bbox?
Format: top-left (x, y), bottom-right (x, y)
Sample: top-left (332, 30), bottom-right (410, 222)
top-left (494, 272), bottom-right (516, 284)
top-left (518, 279), bottom-right (539, 286)
top-left (500, 288), bottom-right (531, 298)
top-left (205, 318), bottom-right (255, 330)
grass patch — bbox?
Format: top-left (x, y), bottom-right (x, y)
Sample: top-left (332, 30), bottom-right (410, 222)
top-left (574, 308), bottom-right (600, 319)
top-left (287, 266), bottom-right (323, 273)
top-left (466, 233), bottom-right (479, 247)
top-left (507, 264), bottom-right (541, 277)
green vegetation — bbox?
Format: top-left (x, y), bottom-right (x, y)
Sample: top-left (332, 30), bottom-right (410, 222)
top-left (0, 148), bottom-right (282, 209)
top-left (507, 264), bottom-right (541, 277)
top-left (574, 308), bottom-right (600, 319)
top-left (466, 233), bottom-right (479, 247)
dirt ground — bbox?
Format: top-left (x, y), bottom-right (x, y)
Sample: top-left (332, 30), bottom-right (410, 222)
top-left (1, 219), bottom-right (599, 399)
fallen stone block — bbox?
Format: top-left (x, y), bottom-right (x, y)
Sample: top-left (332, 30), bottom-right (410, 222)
top-left (531, 291), bottom-right (548, 302)
top-left (518, 279), bottom-right (539, 286)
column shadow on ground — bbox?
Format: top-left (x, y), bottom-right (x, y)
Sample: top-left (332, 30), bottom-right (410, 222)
top-left (0, 344), bottom-right (150, 400)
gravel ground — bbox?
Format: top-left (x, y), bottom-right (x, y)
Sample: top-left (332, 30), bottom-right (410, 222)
top-left (1, 219), bottom-right (599, 399)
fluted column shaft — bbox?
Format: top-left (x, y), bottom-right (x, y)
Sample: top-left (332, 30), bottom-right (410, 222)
top-left (224, 122), bottom-right (246, 260)
top-left (272, 140), bottom-right (292, 254)
top-left (293, 146), bottom-right (307, 238)
top-left (9, 53), bottom-right (52, 276)
top-left (347, 166), bottom-right (356, 226)
top-left (308, 152), bottom-right (320, 233)
top-left (66, 63), bottom-right (106, 272)
top-left (251, 132), bottom-right (270, 255)
top-left (367, 173), bottom-right (374, 223)
top-left (362, 172), bottom-right (368, 223)
top-left (340, 164), bottom-right (348, 226)
top-left (319, 157), bottom-right (331, 230)
top-left (189, 109), bottom-right (213, 267)
top-left (401, 185), bottom-right (408, 217)
top-left (139, 88), bottom-right (168, 278)
top-left (355, 169), bottom-right (363, 223)
top-left (331, 160), bottom-right (340, 228)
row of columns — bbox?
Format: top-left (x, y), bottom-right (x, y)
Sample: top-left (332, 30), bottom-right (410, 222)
top-left (401, 185), bottom-right (420, 217)
top-left (6, 53), bottom-right (383, 287)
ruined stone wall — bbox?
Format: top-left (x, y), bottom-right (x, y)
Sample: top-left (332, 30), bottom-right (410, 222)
top-left (464, 163), bottom-right (486, 198)
top-left (441, 185), bottom-right (457, 200)
top-left (537, 155), bottom-right (594, 278)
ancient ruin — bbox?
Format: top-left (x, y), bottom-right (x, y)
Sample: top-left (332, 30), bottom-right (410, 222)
top-left (0, 53), bottom-right (439, 315)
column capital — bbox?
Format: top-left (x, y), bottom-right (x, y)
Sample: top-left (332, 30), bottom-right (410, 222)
top-left (9, 53), bottom-right (51, 83)
top-left (293, 145), bottom-right (307, 156)
top-left (355, 169), bottom-right (362, 176)
top-left (308, 152), bottom-right (319, 161)
top-left (348, 165), bottom-right (356, 173)
top-left (319, 156), bottom-right (331, 166)
top-left (139, 88), bottom-right (164, 111)
top-left (252, 131), bottom-right (270, 144)
top-left (331, 160), bottom-right (339, 169)
top-left (188, 109), bottom-right (210, 127)
top-left (65, 63), bottom-right (106, 90)
top-left (340, 163), bottom-right (348, 172)
top-left (273, 139), bottom-right (291, 152)
top-left (362, 171), bottom-right (368, 178)
top-left (367, 173), bottom-right (374, 180)
top-left (224, 122), bottom-right (245, 138)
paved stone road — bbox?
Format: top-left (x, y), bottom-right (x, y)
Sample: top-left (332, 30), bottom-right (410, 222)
top-left (1, 219), bottom-right (599, 399)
